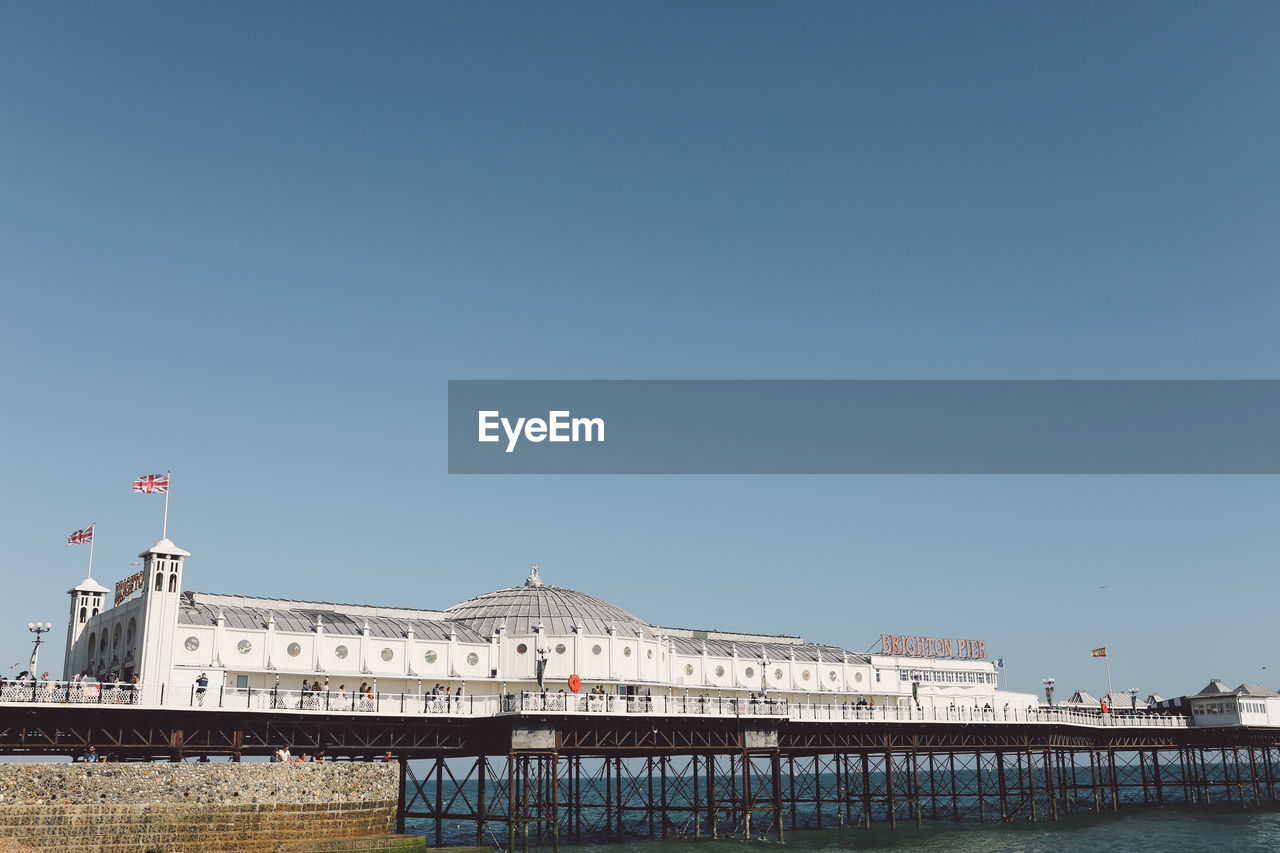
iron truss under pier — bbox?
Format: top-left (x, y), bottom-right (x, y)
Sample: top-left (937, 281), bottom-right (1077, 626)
top-left (3, 705), bottom-right (1280, 851)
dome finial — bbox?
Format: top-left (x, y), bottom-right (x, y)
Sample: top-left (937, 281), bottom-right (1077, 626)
top-left (525, 563), bottom-right (544, 587)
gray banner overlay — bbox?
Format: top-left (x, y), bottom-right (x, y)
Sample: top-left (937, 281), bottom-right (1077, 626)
top-left (448, 381), bottom-right (1280, 474)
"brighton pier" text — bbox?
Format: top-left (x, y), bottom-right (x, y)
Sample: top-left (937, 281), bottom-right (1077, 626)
top-left (881, 634), bottom-right (988, 660)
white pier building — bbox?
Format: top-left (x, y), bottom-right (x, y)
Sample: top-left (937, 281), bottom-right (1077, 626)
top-left (60, 536), bottom-right (1037, 715)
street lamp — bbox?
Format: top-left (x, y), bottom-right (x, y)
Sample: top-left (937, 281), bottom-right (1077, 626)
top-left (1042, 676), bottom-right (1055, 706)
top-left (1127, 686), bottom-right (1139, 713)
top-left (27, 622), bottom-right (53, 674)
top-left (535, 644), bottom-right (549, 691)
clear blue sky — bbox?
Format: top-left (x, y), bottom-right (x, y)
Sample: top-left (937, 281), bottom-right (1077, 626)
top-left (3, 3), bottom-right (1278, 699)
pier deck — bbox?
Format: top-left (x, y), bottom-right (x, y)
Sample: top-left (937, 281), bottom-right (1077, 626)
top-left (2, 687), bottom-right (1278, 851)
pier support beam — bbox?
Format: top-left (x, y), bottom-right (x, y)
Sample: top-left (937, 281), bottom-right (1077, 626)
top-left (381, 723), bottom-right (1280, 851)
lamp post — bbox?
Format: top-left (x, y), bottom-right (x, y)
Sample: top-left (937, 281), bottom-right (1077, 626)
top-left (1042, 676), bottom-right (1055, 706)
top-left (1127, 686), bottom-right (1139, 713)
top-left (535, 644), bottom-right (549, 691)
top-left (27, 622), bottom-right (52, 674)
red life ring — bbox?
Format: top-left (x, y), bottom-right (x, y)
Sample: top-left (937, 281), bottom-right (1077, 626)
top-left (567, 674), bottom-right (582, 693)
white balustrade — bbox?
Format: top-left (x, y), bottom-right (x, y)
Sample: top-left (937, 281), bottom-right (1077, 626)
top-left (0, 682), bottom-right (1200, 729)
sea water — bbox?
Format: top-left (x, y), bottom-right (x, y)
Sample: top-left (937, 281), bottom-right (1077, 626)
top-left (409, 805), bottom-right (1280, 852)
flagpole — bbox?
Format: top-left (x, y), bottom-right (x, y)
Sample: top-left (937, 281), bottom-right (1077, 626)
top-left (162, 470), bottom-right (170, 539)
top-left (87, 523), bottom-right (95, 579)
top-left (1105, 653), bottom-right (1113, 699)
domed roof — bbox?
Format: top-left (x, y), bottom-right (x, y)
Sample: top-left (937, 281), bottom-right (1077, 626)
top-left (446, 566), bottom-right (653, 638)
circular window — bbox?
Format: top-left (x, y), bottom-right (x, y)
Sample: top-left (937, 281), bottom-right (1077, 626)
top-left (715, 666), bottom-right (725, 677)
top-left (516, 643), bottom-right (528, 655)
top-left (555, 644), bottom-right (566, 655)
top-left (287, 643), bottom-right (301, 657)
top-left (828, 670), bottom-right (838, 682)
top-left (592, 645), bottom-right (602, 656)
top-left (237, 639), bottom-right (252, 655)
top-left (466, 652), bottom-right (479, 666)
top-left (685, 664), bottom-right (694, 676)
top-left (623, 647), bottom-right (632, 657)
top-left (774, 668), bottom-right (783, 680)
top-left (381, 648), bottom-right (394, 661)
top-left (646, 649), bottom-right (653, 659)
top-left (334, 645), bottom-right (348, 660)
top-left (184, 636), bottom-right (199, 652)
top-left (802, 669), bottom-right (811, 681)
top-left (425, 650), bottom-right (438, 664)
top-left (745, 666), bottom-right (755, 679)
top-left (855, 672), bottom-right (864, 683)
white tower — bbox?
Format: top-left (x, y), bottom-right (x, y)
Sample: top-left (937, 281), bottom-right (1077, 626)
top-left (135, 537), bottom-right (190, 703)
top-left (63, 576), bottom-right (109, 678)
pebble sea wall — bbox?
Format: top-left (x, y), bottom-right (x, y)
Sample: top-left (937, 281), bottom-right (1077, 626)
top-left (0, 762), bottom-right (400, 853)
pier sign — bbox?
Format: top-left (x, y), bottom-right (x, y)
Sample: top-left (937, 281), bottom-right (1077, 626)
top-left (115, 570), bottom-right (145, 606)
top-left (880, 634), bottom-right (987, 660)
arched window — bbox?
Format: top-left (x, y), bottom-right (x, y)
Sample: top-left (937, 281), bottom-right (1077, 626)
top-left (91, 607), bottom-right (99, 617)
top-left (113, 623), bottom-right (122, 649)
top-left (155, 571), bottom-right (163, 592)
top-left (87, 634), bottom-right (97, 659)
top-left (168, 572), bottom-right (177, 593)
top-left (126, 618), bottom-right (136, 645)
top-left (79, 607), bottom-right (87, 624)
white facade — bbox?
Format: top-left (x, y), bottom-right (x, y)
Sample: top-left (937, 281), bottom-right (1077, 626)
top-left (873, 654), bottom-right (1015, 713)
top-left (1189, 680), bottom-right (1280, 728)
top-left (62, 575), bottom-right (109, 678)
top-left (65, 538), bottom-right (1013, 710)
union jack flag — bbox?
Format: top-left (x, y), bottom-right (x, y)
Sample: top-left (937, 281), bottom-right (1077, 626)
top-left (132, 473), bottom-right (169, 494)
top-left (67, 525), bottom-right (94, 545)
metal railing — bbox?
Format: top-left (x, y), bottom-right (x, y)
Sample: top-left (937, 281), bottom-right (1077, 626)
top-left (788, 702), bottom-right (1190, 728)
top-left (209, 687), bottom-right (498, 716)
top-left (501, 691), bottom-right (790, 717)
top-left (0, 680), bottom-right (141, 705)
top-left (0, 682), bottom-right (1197, 728)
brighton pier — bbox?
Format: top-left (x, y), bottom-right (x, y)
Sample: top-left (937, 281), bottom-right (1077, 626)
top-left (2, 534), bottom-right (1278, 851)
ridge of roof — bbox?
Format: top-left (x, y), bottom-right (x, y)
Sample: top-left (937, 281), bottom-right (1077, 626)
top-left (1192, 678), bottom-right (1235, 697)
top-left (186, 591), bottom-right (451, 621)
top-left (1236, 683), bottom-right (1280, 697)
top-left (659, 626), bottom-right (805, 644)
